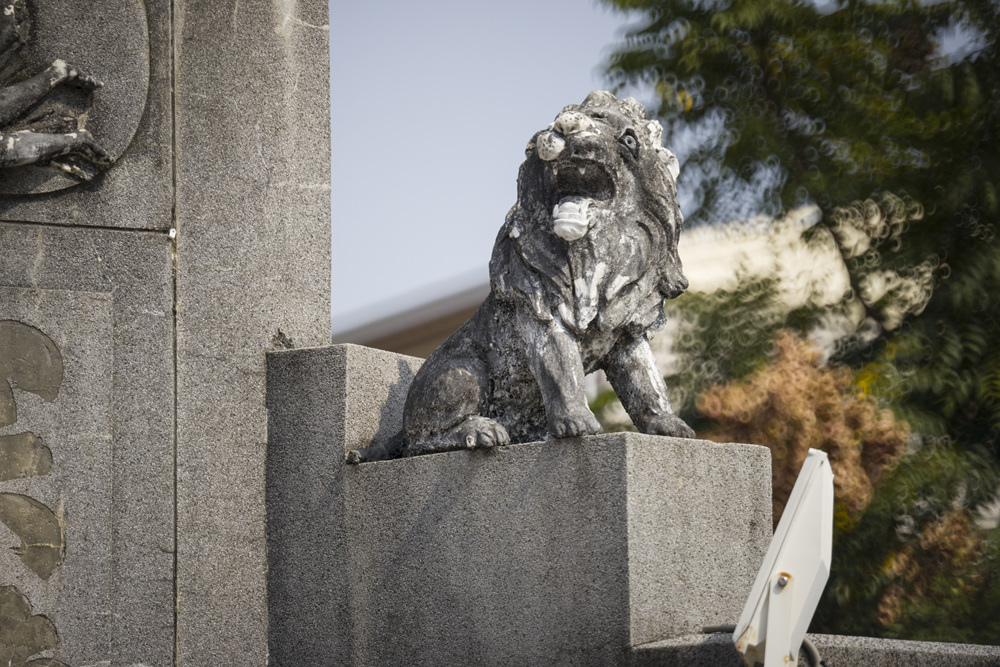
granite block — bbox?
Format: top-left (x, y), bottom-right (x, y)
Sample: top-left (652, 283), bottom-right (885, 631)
top-left (808, 633), bottom-right (1000, 666)
top-left (631, 632), bottom-right (1000, 666)
top-left (266, 345), bottom-right (772, 666)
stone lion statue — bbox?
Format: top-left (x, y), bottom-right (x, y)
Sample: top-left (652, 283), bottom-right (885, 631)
top-left (349, 90), bottom-right (694, 463)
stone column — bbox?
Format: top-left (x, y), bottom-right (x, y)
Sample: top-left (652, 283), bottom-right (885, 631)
top-left (0, 0), bottom-right (330, 664)
top-left (172, 1), bottom-right (330, 663)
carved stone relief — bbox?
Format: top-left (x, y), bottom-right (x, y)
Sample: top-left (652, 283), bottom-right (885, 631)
top-left (0, 287), bottom-right (114, 664)
top-left (0, 0), bottom-right (148, 195)
top-left (0, 585), bottom-right (66, 667)
top-left (0, 320), bottom-right (67, 666)
top-left (0, 320), bottom-right (64, 580)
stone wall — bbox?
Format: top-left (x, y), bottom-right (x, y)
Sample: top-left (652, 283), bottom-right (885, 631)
top-left (0, 1), bottom-right (330, 664)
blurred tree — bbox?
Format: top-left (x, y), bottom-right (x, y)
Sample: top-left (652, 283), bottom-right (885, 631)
top-left (686, 329), bottom-right (1000, 643)
top-left (603, 0), bottom-right (1000, 458)
top-left (696, 331), bottom-right (908, 525)
top-left (656, 271), bottom-right (784, 428)
top-left (815, 444), bottom-right (1000, 642)
top-left (600, 0), bottom-right (1000, 641)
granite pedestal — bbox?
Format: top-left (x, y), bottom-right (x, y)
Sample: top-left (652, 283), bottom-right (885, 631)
top-left (266, 344), bottom-right (772, 666)
top-left (631, 632), bottom-right (1000, 666)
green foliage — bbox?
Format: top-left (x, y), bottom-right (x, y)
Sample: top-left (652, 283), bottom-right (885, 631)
top-left (603, 0), bottom-right (1000, 457)
top-left (814, 444), bottom-right (1000, 642)
top-left (600, 0), bottom-right (1000, 643)
top-left (605, 0), bottom-right (961, 222)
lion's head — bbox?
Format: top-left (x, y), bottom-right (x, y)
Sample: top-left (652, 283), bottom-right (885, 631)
top-left (531, 91), bottom-right (680, 243)
top-left (492, 91), bottom-right (687, 336)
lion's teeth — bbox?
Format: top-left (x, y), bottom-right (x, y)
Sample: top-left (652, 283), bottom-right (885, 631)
top-left (554, 219), bottom-right (588, 241)
top-left (552, 197), bottom-right (592, 242)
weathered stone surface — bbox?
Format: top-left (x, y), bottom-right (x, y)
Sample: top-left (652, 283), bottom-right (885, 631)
top-left (172, 0), bottom-right (331, 663)
top-left (0, 0), bottom-right (172, 230)
top-left (266, 345), bottom-right (420, 666)
top-left (0, 221), bottom-right (174, 665)
top-left (267, 345), bottom-right (771, 666)
top-left (631, 632), bottom-right (1000, 666)
top-left (350, 91), bottom-right (693, 464)
top-left (807, 634), bottom-right (1000, 666)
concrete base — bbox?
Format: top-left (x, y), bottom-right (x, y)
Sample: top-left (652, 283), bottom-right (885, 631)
top-left (633, 632), bottom-right (1000, 666)
top-left (266, 345), bottom-right (772, 666)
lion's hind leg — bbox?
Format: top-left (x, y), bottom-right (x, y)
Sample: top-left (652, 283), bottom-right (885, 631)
top-left (402, 363), bottom-right (510, 456)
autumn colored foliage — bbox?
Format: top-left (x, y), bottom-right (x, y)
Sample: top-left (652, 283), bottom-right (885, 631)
top-left (695, 331), bottom-right (908, 525)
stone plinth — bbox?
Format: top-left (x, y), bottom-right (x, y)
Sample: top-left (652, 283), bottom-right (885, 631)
top-left (266, 345), bottom-right (771, 666)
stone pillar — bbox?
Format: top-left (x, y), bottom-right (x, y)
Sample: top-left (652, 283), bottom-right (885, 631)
top-left (0, 1), bottom-right (330, 664)
top-left (172, 1), bottom-right (330, 663)
top-left (266, 345), bottom-right (772, 666)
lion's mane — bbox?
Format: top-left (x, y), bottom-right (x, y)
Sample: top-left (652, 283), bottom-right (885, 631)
top-left (490, 90), bottom-right (687, 341)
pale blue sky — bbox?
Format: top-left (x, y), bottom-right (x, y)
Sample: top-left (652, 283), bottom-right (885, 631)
top-left (330, 1), bottom-right (636, 334)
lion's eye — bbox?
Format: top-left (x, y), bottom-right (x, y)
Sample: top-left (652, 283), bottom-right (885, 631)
top-left (619, 130), bottom-right (640, 159)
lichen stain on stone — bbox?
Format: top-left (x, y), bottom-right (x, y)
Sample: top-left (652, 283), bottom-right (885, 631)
top-left (0, 585), bottom-right (68, 666)
top-left (0, 432), bottom-right (52, 481)
top-left (270, 329), bottom-right (294, 350)
top-left (0, 493), bottom-right (64, 580)
top-left (0, 321), bottom-right (64, 428)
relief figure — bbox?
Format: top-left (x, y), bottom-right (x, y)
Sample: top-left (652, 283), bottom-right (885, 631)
top-left (0, 0), bottom-right (110, 181)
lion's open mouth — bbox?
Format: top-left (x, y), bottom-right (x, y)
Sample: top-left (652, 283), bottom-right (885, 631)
top-left (551, 159), bottom-right (614, 203)
top-left (548, 160), bottom-right (614, 242)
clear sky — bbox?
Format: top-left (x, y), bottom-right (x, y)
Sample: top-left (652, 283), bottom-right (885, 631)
top-left (330, 1), bottom-right (636, 335)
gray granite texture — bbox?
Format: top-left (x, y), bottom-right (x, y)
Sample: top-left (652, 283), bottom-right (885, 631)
top-left (1, 1), bottom-right (330, 664)
top-left (0, 0), bottom-right (172, 227)
top-left (172, 0), bottom-right (331, 664)
top-left (0, 221), bottom-right (174, 666)
top-left (632, 632), bottom-right (1000, 666)
top-left (266, 344), bottom-right (772, 666)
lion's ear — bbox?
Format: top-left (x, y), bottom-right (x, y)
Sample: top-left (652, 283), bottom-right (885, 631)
top-left (618, 97), bottom-right (647, 120)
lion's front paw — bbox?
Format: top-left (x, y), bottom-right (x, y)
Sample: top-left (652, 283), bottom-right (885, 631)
top-left (644, 414), bottom-right (695, 439)
top-left (74, 130), bottom-right (112, 166)
top-left (549, 409), bottom-right (602, 438)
